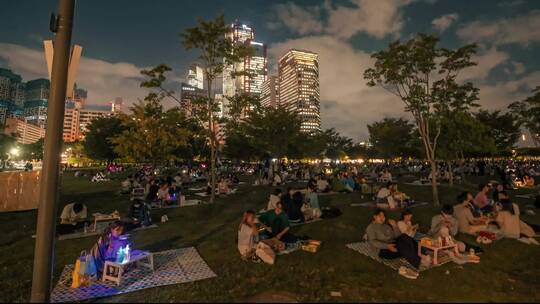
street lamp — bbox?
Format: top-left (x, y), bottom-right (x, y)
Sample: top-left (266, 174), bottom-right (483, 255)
top-left (10, 147), bottom-right (20, 157)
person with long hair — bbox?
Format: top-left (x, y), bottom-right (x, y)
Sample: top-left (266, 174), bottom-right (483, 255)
top-left (90, 221), bottom-right (131, 276)
top-left (237, 210), bottom-right (261, 258)
top-left (495, 194), bottom-right (538, 244)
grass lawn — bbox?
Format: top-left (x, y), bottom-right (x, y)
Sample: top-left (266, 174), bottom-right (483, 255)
top-left (1, 173), bottom-right (540, 302)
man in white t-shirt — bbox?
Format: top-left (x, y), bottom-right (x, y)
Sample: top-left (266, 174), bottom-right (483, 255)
top-left (57, 203), bottom-right (89, 235)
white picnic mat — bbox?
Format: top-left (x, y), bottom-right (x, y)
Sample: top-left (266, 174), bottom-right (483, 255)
top-left (51, 247), bottom-right (216, 303)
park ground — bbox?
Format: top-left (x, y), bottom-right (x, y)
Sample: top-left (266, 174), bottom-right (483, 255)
top-left (1, 172), bottom-right (540, 302)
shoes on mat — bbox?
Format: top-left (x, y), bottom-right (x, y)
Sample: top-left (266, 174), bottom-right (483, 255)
top-left (398, 266), bottom-right (419, 279)
top-left (476, 236), bottom-right (492, 244)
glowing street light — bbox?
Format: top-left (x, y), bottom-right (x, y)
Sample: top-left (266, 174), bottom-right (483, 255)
top-left (10, 147), bottom-right (20, 156)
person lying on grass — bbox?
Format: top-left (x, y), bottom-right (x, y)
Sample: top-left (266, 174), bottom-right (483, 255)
top-left (365, 209), bottom-right (431, 277)
top-left (259, 201), bottom-right (296, 243)
top-left (454, 191), bottom-right (490, 235)
top-left (495, 193), bottom-right (538, 245)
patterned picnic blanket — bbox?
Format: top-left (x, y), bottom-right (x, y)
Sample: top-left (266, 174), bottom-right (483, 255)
top-left (346, 242), bottom-right (430, 272)
top-left (51, 247), bottom-right (216, 303)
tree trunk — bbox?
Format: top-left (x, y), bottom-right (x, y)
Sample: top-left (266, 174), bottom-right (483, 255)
top-left (430, 159), bottom-right (440, 206)
top-left (447, 160), bottom-right (454, 186)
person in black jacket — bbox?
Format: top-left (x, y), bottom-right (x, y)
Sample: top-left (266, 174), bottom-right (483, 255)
top-left (287, 191), bottom-right (305, 224)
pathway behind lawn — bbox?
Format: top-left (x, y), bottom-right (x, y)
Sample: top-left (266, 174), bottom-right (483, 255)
top-left (1, 173), bottom-right (540, 302)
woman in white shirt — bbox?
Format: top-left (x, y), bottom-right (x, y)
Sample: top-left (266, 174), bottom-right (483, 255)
top-left (237, 210), bottom-right (259, 257)
top-left (397, 210), bottom-right (419, 238)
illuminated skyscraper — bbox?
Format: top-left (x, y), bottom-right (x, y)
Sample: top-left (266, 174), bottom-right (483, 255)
top-left (222, 21), bottom-right (267, 99)
top-left (187, 64), bottom-right (204, 90)
top-left (261, 75), bottom-right (279, 108)
top-left (278, 49), bottom-right (320, 133)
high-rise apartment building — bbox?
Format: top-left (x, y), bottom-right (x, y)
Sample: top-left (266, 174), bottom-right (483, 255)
top-left (23, 99), bottom-right (48, 129)
top-left (25, 78), bottom-right (50, 101)
top-left (278, 49), bottom-right (321, 133)
top-left (0, 68), bottom-right (25, 107)
top-left (261, 75), bottom-right (279, 108)
top-left (4, 118), bottom-right (46, 144)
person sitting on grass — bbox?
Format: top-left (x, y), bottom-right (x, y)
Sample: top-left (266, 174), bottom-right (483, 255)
top-left (523, 174), bottom-right (535, 187)
top-left (127, 199), bottom-right (152, 229)
top-left (365, 209), bottom-right (430, 279)
top-left (280, 187), bottom-right (294, 213)
top-left (90, 221), bottom-right (131, 276)
top-left (397, 210), bottom-right (419, 238)
top-left (237, 210), bottom-right (260, 259)
top-left (316, 175), bottom-right (331, 193)
top-left (342, 173), bottom-right (355, 192)
top-left (146, 179), bottom-right (160, 202)
top-left (495, 194), bottom-right (538, 245)
top-left (330, 174), bottom-right (346, 192)
top-left (492, 183), bottom-right (505, 203)
top-left (218, 177), bottom-right (231, 195)
top-left (287, 191), bottom-right (305, 224)
top-left (157, 182), bottom-right (171, 202)
top-left (429, 204), bottom-right (467, 253)
top-left (304, 186), bottom-right (322, 220)
top-left (454, 191), bottom-right (489, 235)
top-left (259, 201), bottom-right (295, 243)
top-left (389, 183), bottom-right (411, 209)
top-left (267, 188), bottom-right (282, 211)
top-left (57, 202), bottom-right (89, 235)
top-left (474, 184), bottom-right (494, 214)
top-left (376, 182), bottom-right (397, 209)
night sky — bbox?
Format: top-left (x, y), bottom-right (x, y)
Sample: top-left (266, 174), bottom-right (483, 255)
top-left (1, 0), bottom-right (539, 140)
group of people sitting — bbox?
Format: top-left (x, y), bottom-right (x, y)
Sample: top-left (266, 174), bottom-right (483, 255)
top-left (366, 187), bottom-right (539, 278)
top-left (207, 174), bottom-right (240, 195)
top-left (375, 182), bottom-right (412, 210)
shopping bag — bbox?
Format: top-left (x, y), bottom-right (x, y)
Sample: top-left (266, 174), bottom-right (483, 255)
top-left (255, 242), bottom-right (276, 265)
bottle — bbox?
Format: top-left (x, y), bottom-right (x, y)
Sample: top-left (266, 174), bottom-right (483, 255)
top-left (83, 222), bottom-right (88, 234)
top-left (124, 245), bottom-right (130, 263)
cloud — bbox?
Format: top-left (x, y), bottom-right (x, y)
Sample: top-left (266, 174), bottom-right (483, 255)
top-left (0, 43), bottom-right (177, 109)
top-left (458, 47), bottom-right (510, 82)
top-left (268, 36), bottom-right (406, 141)
top-left (457, 10), bottom-right (540, 46)
top-left (476, 71), bottom-right (540, 110)
top-left (270, 0), bottom-right (411, 40)
top-left (432, 13), bottom-right (459, 32)
top-left (271, 3), bottom-right (324, 35)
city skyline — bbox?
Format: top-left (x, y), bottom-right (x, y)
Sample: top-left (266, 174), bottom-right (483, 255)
top-left (1, 0), bottom-right (540, 141)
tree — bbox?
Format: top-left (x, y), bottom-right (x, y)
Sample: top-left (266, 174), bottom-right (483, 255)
top-left (436, 111), bottom-right (495, 184)
top-left (83, 116), bottom-right (125, 161)
top-left (181, 15), bottom-right (253, 203)
top-left (475, 110), bottom-right (520, 156)
top-left (364, 33), bottom-right (478, 206)
top-left (22, 138), bottom-right (44, 160)
top-left (368, 118), bottom-right (417, 160)
top-left (509, 86), bottom-right (540, 147)
top-left (319, 128), bottom-right (353, 160)
top-left (112, 97), bottom-right (190, 165)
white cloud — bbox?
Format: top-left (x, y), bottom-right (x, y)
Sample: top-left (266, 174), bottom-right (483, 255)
top-left (271, 0), bottom-right (411, 40)
top-left (0, 43), bottom-right (176, 109)
top-left (272, 3), bottom-right (324, 35)
top-left (268, 36), bottom-right (406, 140)
top-left (432, 13), bottom-right (459, 32)
top-left (457, 10), bottom-right (540, 46)
top-left (476, 71), bottom-right (540, 111)
top-left (458, 47), bottom-right (510, 82)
